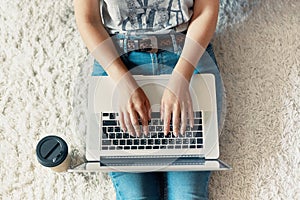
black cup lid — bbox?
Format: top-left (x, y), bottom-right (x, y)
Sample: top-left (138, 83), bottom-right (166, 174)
top-left (36, 135), bottom-right (68, 167)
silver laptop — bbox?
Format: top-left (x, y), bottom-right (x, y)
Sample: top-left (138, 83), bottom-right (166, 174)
top-left (69, 74), bottom-right (231, 172)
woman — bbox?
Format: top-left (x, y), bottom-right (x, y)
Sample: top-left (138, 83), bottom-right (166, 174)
top-left (74, 0), bottom-right (222, 199)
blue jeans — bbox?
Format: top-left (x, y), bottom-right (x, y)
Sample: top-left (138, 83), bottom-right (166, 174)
top-left (92, 35), bottom-right (223, 200)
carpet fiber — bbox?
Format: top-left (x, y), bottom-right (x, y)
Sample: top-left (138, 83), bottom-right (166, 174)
top-left (0, 0), bottom-right (299, 199)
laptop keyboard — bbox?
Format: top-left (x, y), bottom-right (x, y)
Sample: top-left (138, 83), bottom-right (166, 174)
top-left (101, 111), bottom-right (204, 150)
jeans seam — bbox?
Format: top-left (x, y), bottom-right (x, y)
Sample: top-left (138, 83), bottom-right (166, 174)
top-left (109, 173), bottom-right (123, 200)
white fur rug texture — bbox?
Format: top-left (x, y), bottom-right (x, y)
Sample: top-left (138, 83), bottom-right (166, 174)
top-left (0, 0), bottom-right (299, 199)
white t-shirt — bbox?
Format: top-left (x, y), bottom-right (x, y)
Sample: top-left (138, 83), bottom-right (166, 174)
top-left (100, 0), bottom-right (194, 34)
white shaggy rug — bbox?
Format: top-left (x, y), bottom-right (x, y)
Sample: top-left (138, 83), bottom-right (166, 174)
top-left (0, 0), bottom-right (299, 199)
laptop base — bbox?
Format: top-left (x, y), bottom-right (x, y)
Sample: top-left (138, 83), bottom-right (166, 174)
top-left (68, 159), bottom-right (231, 172)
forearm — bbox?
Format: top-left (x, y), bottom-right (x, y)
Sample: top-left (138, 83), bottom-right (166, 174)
top-left (74, 0), bottom-right (129, 82)
top-left (174, 0), bottom-right (219, 81)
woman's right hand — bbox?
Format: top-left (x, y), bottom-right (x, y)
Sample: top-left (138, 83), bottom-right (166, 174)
top-left (112, 74), bottom-right (151, 137)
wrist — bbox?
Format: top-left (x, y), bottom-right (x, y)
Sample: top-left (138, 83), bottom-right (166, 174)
top-left (173, 58), bottom-right (195, 82)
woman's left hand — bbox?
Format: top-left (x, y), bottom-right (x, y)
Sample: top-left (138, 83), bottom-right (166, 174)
top-left (161, 71), bottom-right (194, 137)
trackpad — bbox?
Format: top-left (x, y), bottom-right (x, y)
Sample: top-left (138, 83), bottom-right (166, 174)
top-left (140, 83), bottom-right (165, 111)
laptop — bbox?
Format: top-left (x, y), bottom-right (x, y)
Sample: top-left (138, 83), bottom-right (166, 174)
top-left (69, 74), bottom-right (231, 172)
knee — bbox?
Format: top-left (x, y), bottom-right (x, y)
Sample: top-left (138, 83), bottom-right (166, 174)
top-left (109, 172), bottom-right (162, 200)
top-left (166, 171), bottom-right (211, 200)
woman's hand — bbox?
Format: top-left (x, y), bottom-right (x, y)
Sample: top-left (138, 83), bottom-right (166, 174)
top-left (112, 73), bottom-right (151, 137)
top-left (161, 71), bottom-right (194, 137)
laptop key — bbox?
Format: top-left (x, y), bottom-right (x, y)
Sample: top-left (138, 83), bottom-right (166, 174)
top-left (120, 140), bottom-right (125, 145)
top-left (123, 133), bottom-right (130, 138)
top-left (149, 126), bottom-right (155, 132)
top-left (155, 139), bottom-right (161, 145)
top-left (150, 132), bottom-right (157, 138)
top-left (116, 133), bottom-right (123, 138)
top-left (158, 132), bottom-right (164, 138)
top-left (146, 146), bottom-right (152, 149)
top-left (186, 132), bottom-right (192, 137)
top-left (197, 145), bottom-right (203, 149)
top-left (190, 139), bottom-right (196, 144)
top-left (167, 145), bottom-right (174, 149)
top-left (151, 112), bottom-right (160, 118)
top-left (124, 146), bottom-right (130, 150)
top-left (103, 120), bottom-right (118, 126)
top-left (138, 146), bottom-right (145, 149)
top-left (107, 127), bottom-right (114, 132)
top-left (152, 120), bottom-right (159, 125)
top-left (113, 140), bottom-right (118, 145)
top-left (194, 118), bottom-right (202, 125)
top-left (162, 139), bottom-right (168, 145)
top-left (102, 133), bottom-right (109, 139)
top-left (191, 125), bottom-right (202, 131)
top-left (131, 146), bottom-right (137, 150)
top-left (190, 145), bottom-right (196, 148)
top-left (193, 132), bottom-right (203, 138)
top-left (175, 145), bottom-right (181, 149)
top-left (102, 112), bottom-right (109, 117)
top-left (195, 111), bottom-right (202, 118)
top-left (109, 146), bottom-right (115, 150)
top-left (109, 113), bottom-right (116, 119)
top-left (102, 146), bottom-right (108, 150)
top-left (115, 127), bottom-right (121, 132)
top-left (197, 138), bottom-right (203, 144)
top-left (169, 139), bottom-right (175, 144)
top-left (182, 145), bottom-right (189, 149)
top-left (153, 146), bottom-right (159, 149)
top-left (102, 140), bottom-right (111, 145)
top-left (134, 139), bottom-right (139, 145)
top-left (108, 133), bottom-right (115, 139)
top-left (147, 139), bottom-right (154, 145)
top-left (102, 127), bottom-right (107, 133)
top-left (183, 139), bottom-right (189, 144)
top-left (126, 140), bottom-right (133, 145)
top-left (176, 139), bottom-right (182, 144)
top-left (140, 139), bottom-right (147, 145)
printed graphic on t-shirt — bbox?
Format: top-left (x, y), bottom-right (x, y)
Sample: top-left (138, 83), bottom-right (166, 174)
top-left (101, 0), bottom-right (193, 33)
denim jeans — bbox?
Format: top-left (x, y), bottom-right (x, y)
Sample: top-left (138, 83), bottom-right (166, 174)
top-left (92, 34), bottom-right (223, 200)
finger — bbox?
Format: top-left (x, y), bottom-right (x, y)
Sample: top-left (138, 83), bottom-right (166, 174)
top-left (180, 102), bottom-right (187, 136)
top-left (124, 111), bottom-right (135, 136)
top-left (136, 105), bottom-right (149, 136)
top-left (144, 99), bottom-right (152, 136)
top-left (163, 105), bottom-right (172, 135)
top-left (160, 103), bottom-right (164, 122)
top-left (145, 98), bottom-right (151, 120)
top-left (136, 104), bottom-right (149, 136)
top-left (118, 111), bottom-right (126, 132)
top-left (129, 110), bottom-right (141, 137)
top-left (172, 103), bottom-right (181, 137)
top-left (187, 97), bottom-right (194, 128)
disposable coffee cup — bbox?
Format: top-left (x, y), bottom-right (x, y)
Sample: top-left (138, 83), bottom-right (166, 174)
top-left (36, 135), bottom-right (70, 172)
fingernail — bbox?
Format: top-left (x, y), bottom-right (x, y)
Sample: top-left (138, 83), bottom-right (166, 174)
top-left (143, 126), bottom-right (149, 135)
top-left (130, 132), bottom-right (135, 137)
